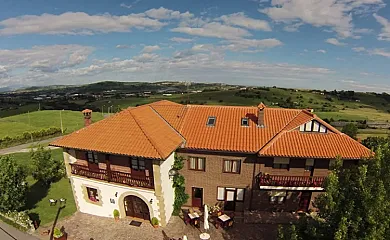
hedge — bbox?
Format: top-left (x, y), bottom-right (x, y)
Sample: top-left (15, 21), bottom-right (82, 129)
top-left (0, 127), bottom-right (62, 148)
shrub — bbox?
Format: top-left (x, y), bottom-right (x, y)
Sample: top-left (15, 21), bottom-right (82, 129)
top-left (0, 211), bottom-right (34, 231)
top-left (113, 209), bottom-right (120, 218)
top-left (53, 228), bottom-right (63, 238)
top-left (151, 217), bottom-right (159, 226)
top-left (30, 145), bottom-right (65, 185)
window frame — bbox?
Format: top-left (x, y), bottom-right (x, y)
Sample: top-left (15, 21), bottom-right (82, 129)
top-left (272, 163), bottom-right (289, 169)
top-left (87, 151), bottom-right (98, 164)
top-left (207, 116), bottom-right (216, 127)
top-left (86, 187), bottom-right (99, 202)
top-left (241, 117), bottom-right (249, 127)
top-left (223, 159), bottom-right (241, 174)
top-left (188, 156), bottom-right (206, 171)
top-left (131, 157), bottom-right (146, 171)
top-left (216, 187), bottom-right (245, 202)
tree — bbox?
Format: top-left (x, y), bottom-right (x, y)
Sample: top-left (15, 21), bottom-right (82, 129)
top-left (0, 156), bottom-right (28, 211)
top-left (341, 123), bottom-right (358, 139)
top-left (290, 144), bottom-right (390, 240)
top-left (362, 136), bottom-right (390, 152)
top-left (30, 145), bottom-right (65, 185)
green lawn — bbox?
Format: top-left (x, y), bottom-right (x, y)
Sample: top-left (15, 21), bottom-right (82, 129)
top-left (6, 148), bottom-right (76, 226)
top-left (0, 110), bottom-right (104, 138)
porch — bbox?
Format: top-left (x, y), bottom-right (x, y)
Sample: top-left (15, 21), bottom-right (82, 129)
top-left (70, 164), bottom-right (154, 189)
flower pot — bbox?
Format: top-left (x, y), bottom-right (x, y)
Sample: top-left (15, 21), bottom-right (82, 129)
top-left (153, 225), bottom-right (159, 228)
top-left (54, 233), bottom-right (67, 240)
top-left (114, 216), bottom-right (119, 221)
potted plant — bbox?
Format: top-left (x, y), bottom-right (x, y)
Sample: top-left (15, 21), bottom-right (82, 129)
top-left (151, 217), bottom-right (159, 228)
top-left (53, 227), bottom-right (66, 240)
top-left (113, 209), bottom-right (120, 221)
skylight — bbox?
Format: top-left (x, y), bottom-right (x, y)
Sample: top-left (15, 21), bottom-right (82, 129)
top-left (241, 118), bottom-right (249, 126)
top-left (207, 116), bottom-right (216, 126)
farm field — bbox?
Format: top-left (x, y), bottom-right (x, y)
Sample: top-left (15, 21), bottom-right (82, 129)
top-left (0, 110), bottom-right (104, 138)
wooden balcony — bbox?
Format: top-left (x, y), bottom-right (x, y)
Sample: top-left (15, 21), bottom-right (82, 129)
top-left (258, 174), bottom-right (325, 188)
top-left (70, 164), bottom-right (154, 189)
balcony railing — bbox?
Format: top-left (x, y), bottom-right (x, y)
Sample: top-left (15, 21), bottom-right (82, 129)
top-left (70, 164), bottom-right (154, 189)
top-left (258, 174), bottom-right (326, 188)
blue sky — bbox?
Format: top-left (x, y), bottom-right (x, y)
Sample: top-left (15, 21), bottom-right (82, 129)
top-left (0, 0), bottom-right (390, 92)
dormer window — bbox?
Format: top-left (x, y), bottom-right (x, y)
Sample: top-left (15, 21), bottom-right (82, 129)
top-left (241, 118), bottom-right (249, 126)
top-left (207, 116), bottom-right (216, 126)
top-left (299, 120), bottom-right (327, 133)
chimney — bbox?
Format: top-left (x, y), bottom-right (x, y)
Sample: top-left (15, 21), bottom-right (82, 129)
top-left (257, 102), bottom-right (266, 127)
top-left (82, 109), bottom-right (92, 127)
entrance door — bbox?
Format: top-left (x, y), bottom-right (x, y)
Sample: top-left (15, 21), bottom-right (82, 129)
top-left (124, 196), bottom-right (150, 220)
top-left (192, 187), bottom-right (203, 208)
top-left (224, 189), bottom-right (236, 211)
top-left (298, 192), bottom-right (311, 212)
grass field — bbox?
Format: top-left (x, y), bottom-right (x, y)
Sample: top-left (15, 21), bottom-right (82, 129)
top-left (0, 110), bottom-right (104, 138)
top-left (6, 148), bottom-right (76, 226)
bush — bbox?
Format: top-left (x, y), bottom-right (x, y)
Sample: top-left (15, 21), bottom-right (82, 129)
top-left (341, 123), bottom-right (358, 139)
top-left (0, 156), bottom-right (28, 211)
top-left (113, 209), bottom-right (120, 218)
top-left (53, 227), bottom-right (63, 238)
top-left (30, 145), bottom-right (65, 185)
top-left (151, 217), bottom-right (159, 226)
top-left (0, 127), bottom-right (62, 148)
top-left (0, 211), bottom-right (34, 231)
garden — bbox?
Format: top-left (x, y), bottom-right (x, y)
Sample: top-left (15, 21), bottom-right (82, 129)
top-left (0, 147), bottom-right (76, 232)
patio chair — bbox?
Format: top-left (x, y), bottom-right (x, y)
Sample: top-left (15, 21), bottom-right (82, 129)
top-left (226, 219), bottom-right (234, 229)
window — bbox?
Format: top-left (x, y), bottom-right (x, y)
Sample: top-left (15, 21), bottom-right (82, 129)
top-left (223, 160), bottom-right (241, 173)
top-left (269, 190), bottom-right (286, 204)
top-left (241, 118), bottom-right (249, 126)
top-left (131, 158), bottom-right (145, 171)
top-left (300, 120), bottom-right (328, 133)
top-left (189, 157), bottom-right (205, 171)
top-left (87, 151), bottom-right (98, 164)
top-left (305, 159), bottom-right (314, 171)
top-left (87, 187), bottom-right (99, 202)
top-left (207, 116), bottom-right (216, 126)
top-left (216, 187), bottom-right (245, 202)
top-left (273, 157), bottom-right (289, 169)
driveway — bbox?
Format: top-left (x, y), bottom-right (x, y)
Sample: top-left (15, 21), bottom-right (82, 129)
top-left (0, 221), bottom-right (39, 240)
top-left (0, 137), bottom-right (61, 155)
top-left (35, 212), bottom-right (277, 240)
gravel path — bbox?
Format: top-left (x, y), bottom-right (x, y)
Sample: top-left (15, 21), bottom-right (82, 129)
top-left (35, 212), bottom-right (277, 240)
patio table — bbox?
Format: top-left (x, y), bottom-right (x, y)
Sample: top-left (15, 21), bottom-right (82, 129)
top-left (217, 214), bottom-right (231, 228)
top-left (188, 212), bottom-right (200, 227)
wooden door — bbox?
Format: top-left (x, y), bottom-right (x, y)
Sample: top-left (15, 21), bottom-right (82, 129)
top-left (124, 196), bottom-right (150, 220)
top-left (192, 187), bottom-right (203, 208)
top-left (298, 192), bottom-right (311, 212)
top-left (224, 189), bottom-right (236, 211)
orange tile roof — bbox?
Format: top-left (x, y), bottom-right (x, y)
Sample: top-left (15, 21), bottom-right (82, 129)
top-left (259, 131), bottom-right (371, 159)
top-left (51, 104), bottom-right (183, 159)
top-left (51, 100), bottom-right (371, 160)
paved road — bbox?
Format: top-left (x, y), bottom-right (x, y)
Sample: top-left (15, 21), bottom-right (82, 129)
top-left (0, 137), bottom-right (62, 155)
top-left (0, 221), bottom-right (39, 240)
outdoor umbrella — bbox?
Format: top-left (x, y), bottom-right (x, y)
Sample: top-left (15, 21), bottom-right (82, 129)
top-left (204, 205), bottom-right (209, 231)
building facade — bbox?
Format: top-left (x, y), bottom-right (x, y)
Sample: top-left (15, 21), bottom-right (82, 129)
top-left (51, 100), bottom-right (370, 225)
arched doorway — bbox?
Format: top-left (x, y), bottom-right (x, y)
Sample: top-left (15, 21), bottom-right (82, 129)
top-left (124, 195), bottom-right (150, 220)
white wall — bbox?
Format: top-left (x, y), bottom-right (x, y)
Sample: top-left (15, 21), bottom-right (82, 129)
top-left (71, 176), bottom-right (159, 219)
top-left (159, 152), bottom-right (175, 224)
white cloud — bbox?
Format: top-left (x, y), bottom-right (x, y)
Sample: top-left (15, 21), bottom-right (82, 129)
top-left (283, 22), bottom-right (303, 32)
top-left (171, 22), bottom-right (251, 39)
top-left (116, 44), bottom-right (135, 49)
top-left (170, 37), bottom-right (194, 43)
top-left (260, 0), bottom-right (384, 38)
top-left (354, 28), bottom-right (373, 34)
top-left (221, 38), bottom-right (283, 52)
top-left (0, 45), bottom-right (93, 72)
top-left (352, 47), bottom-right (366, 52)
top-left (317, 49), bottom-right (327, 54)
top-left (325, 38), bottom-right (347, 46)
top-left (368, 48), bottom-right (390, 58)
top-left (217, 12), bottom-right (271, 31)
top-left (120, 0), bottom-right (141, 9)
top-left (144, 7), bottom-right (193, 20)
top-left (373, 14), bottom-right (390, 41)
top-left (142, 45), bottom-right (161, 52)
top-left (0, 12), bottom-right (166, 36)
